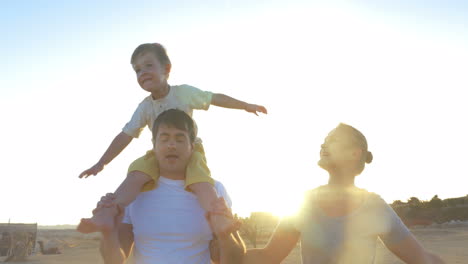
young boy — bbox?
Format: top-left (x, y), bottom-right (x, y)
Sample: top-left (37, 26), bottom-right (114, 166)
top-left (77, 43), bottom-right (267, 234)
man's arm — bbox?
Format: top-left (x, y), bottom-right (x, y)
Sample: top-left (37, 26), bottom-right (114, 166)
top-left (211, 93), bottom-right (267, 116)
top-left (100, 222), bottom-right (134, 264)
top-left (208, 198), bottom-right (245, 264)
top-left (79, 132), bottom-right (133, 178)
top-left (385, 234), bottom-right (445, 264)
top-left (243, 221), bottom-right (300, 264)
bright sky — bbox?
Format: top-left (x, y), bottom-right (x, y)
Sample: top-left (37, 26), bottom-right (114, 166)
top-left (1, 0), bottom-right (467, 225)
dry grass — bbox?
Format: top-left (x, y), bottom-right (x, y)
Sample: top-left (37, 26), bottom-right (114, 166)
top-left (0, 225), bottom-right (466, 263)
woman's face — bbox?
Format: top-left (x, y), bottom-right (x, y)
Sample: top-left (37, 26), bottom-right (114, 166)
top-left (318, 126), bottom-right (359, 170)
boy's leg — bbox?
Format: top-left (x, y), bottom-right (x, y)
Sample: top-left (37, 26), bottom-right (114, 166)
top-left (78, 152), bottom-right (159, 234)
top-left (185, 141), bottom-right (214, 187)
top-left (187, 142), bottom-right (233, 234)
top-left (77, 171), bottom-right (151, 234)
top-left (190, 182), bottom-right (233, 234)
top-left (186, 141), bottom-right (215, 204)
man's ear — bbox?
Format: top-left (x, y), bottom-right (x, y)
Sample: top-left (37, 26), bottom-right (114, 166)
top-left (165, 63), bottom-right (172, 77)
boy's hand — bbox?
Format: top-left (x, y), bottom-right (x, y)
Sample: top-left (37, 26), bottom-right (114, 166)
top-left (245, 104), bottom-right (268, 116)
top-left (79, 162), bottom-right (104, 178)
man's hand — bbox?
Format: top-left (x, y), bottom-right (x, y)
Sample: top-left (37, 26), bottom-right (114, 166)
top-left (97, 193), bottom-right (124, 237)
top-left (206, 197), bottom-right (241, 238)
top-left (207, 198), bottom-right (245, 264)
top-left (92, 193), bottom-right (117, 216)
top-left (95, 193), bottom-right (117, 211)
top-left (79, 162), bottom-right (105, 178)
top-left (244, 104), bottom-right (268, 116)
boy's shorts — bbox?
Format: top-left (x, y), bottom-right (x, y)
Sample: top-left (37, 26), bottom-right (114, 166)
top-left (128, 141), bottom-right (213, 192)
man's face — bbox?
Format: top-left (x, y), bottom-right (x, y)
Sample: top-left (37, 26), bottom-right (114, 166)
top-left (153, 124), bottom-right (194, 175)
top-left (132, 52), bottom-right (170, 94)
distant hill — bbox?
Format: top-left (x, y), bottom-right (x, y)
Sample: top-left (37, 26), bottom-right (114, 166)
top-left (391, 195), bottom-right (468, 226)
top-left (38, 224), bottom-right (77, 230)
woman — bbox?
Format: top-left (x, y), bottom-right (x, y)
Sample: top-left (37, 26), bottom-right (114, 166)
top-left (242, 123), bottom-right (444, 263)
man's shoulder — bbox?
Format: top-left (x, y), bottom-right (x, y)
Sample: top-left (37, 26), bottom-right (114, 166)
top-left (213, 180), bottom-right (232, 208)
top-left (213, 179), bottom-right (224, 188)
top-left (213, 180), bottom-right (227, 194)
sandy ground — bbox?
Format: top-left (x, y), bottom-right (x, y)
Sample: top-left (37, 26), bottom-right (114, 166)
top-left (2, 224), bottom-right (467, 263)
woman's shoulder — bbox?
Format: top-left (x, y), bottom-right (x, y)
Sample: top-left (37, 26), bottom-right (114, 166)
top-left (361, 190), bottom-right (391, 209)
top-left (300, 186), bottom-right (386, 205)
top-left (300, 186), bottom-right (325, 207)
top-left (303, 186), bottom-right (323, 199)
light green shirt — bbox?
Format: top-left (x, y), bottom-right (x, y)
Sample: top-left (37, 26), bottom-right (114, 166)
top-left (286, 188), bottom-right (410, 264)
top-left (123, 84), bottom-right (212, 138)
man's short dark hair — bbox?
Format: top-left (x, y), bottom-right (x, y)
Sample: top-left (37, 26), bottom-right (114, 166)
top-left (152, 109), bottom-right (196, 143)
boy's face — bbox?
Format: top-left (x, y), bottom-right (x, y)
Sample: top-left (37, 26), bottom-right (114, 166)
top-left (153, 124), bottom-right (194, 176)
top-left (132, 52), bottom-right (171, 94)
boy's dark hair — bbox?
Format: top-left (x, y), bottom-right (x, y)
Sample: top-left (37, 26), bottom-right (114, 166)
top-left (152, 109), bottom-right (196, 143)
top-left (131, 43), bottom-right (171, 66)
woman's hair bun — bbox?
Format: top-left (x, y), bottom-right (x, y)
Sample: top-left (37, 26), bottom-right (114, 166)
top-left (366, 151), bottom-right (373, 164)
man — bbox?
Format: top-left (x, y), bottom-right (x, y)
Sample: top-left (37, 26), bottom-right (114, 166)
top-left (99, 109), bottom-right (245, 264)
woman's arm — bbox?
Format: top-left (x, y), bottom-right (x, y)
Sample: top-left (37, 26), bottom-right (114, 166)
top-left (210, 231), bottom-right (246, 264)
top-left (243, 221), bottom-right (300, 264)
top-left (385, 233), bottom-right (445, 264)
top-left (100, 223), bottom-right (134, 264)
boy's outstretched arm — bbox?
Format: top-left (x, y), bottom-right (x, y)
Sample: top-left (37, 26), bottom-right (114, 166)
top-left (79, 132), bottom-right (133, 178)
top-left (211, 93), bottom-right (267, 116)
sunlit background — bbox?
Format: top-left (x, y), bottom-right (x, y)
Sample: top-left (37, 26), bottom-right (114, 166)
top-left (1, 0), bottom-right (467, 225)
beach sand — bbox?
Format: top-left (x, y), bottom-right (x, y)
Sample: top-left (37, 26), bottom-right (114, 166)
top-left (2, 224), bottom-right (467, 263)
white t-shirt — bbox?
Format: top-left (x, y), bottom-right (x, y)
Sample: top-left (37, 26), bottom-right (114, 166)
top-left (123, 177), bottom-right (231, 264)
top-left (122, 84), bottom-right (213, 138)
top-left (287, 187), bottom-right (410, 264)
